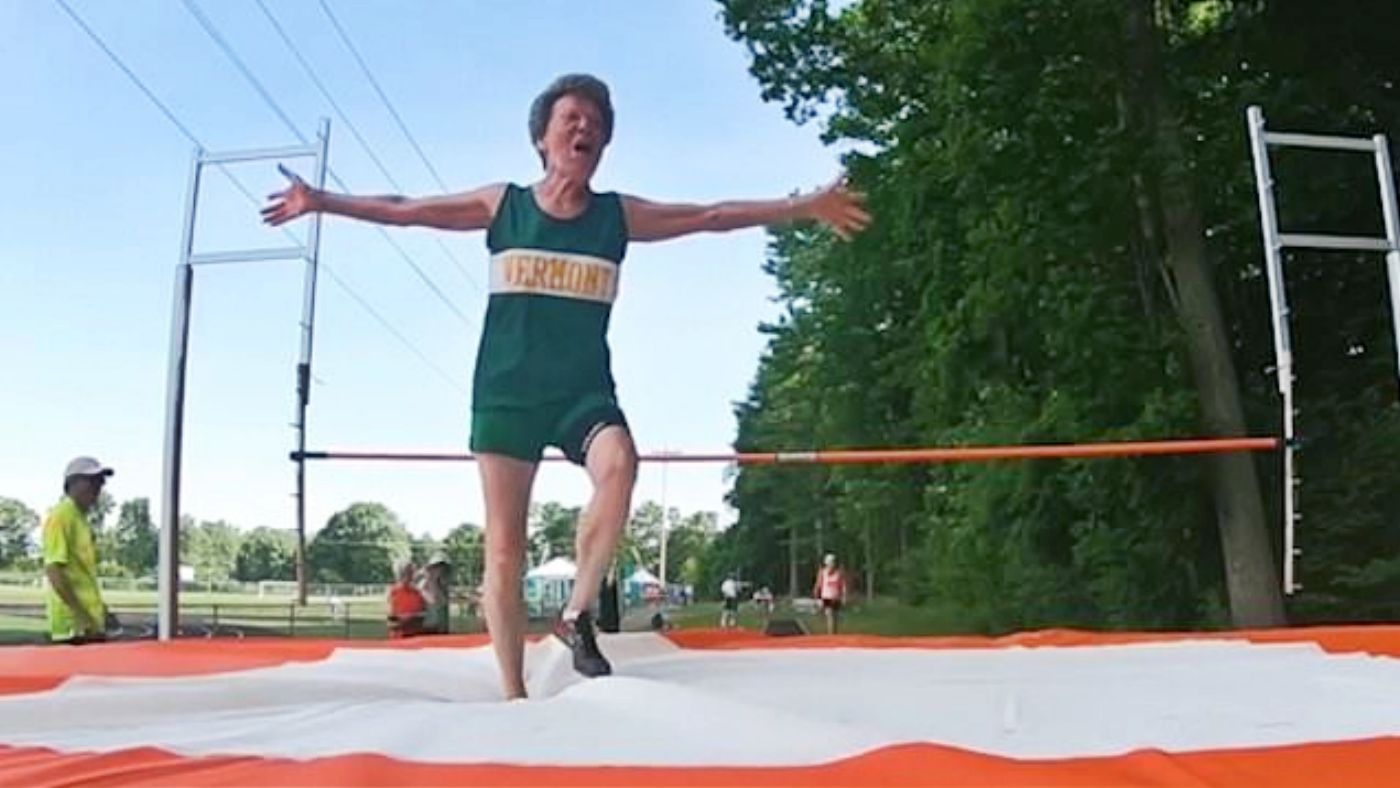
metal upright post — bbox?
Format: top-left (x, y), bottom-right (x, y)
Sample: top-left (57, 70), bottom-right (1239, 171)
top-left (1372, 135), bottom-right (1400, 393)
top-left (1246, 106), bottom-right (1301, 595)
top-left (158, 149), bottom-right (202, 640)
top-left (294, 120), bottom-right (331, 606)
top-left (659, 447), bottom-right (669, 589)
top-left (1246, 105), bottom-right (1400, 595)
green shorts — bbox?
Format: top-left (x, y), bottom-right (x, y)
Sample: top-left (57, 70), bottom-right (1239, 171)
top-left (470, 392), bottom-right (628, 465)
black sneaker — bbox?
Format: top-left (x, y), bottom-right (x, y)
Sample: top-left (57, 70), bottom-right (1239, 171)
top-left (553, 610), bottom-right (612, 677)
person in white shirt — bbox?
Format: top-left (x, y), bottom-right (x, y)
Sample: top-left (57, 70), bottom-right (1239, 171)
top-left (719, 574), bottom-right (740, 629)
top-left (813, 554), bottom-right (848, 634)
top-left (752, 585), bottom-right (775, 628)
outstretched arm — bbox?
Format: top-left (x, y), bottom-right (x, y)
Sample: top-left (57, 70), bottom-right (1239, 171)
top-left (622, 176), bottom-right (871, 243)
top-left (262, 165), bottom-right (505, 231)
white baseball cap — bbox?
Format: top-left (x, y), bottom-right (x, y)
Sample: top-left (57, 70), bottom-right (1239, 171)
top-left (64, 456), bottom-right (114, 481)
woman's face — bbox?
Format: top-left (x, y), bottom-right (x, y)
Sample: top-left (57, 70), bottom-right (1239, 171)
top-left (537, 93), bottom-right (606, 179)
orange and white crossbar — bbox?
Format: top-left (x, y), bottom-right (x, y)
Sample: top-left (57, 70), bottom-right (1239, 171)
top-left (292, 436), bottom-right (1279, 465)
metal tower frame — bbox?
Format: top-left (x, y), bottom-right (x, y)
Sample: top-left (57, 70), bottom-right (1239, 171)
top-left (159, 121), bottom-right (330, 639)
top-left (1246, 105), bottom-right (1400, 595)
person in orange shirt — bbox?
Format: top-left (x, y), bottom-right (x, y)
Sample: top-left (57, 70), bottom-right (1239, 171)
top-left (813, 554), bottom-right (848, 635)
top-left (387, 560), bottom-right (426, 639)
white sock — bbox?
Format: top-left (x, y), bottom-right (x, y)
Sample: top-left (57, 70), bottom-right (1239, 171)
top-left (562, 607), bottom-right (581, 622)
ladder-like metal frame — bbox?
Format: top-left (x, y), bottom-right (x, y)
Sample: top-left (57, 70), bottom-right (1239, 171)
top-left (159, 122), bottom-right (330, 640)
top-left (1246, 105), bottom-right (1400, 595)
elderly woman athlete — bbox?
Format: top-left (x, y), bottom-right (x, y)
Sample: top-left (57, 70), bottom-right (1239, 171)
top-left (264, 74), bottom-right (870, 699)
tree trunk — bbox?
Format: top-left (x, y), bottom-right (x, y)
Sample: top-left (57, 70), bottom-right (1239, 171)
top-left (898, 517), bottom-right (908, 563)
top-left (1122, 0), bottom-right (1286, 627)
top-left (788, 523), bottom-right (799, 598)
top-left (864, 520), bottom-right (875, 601)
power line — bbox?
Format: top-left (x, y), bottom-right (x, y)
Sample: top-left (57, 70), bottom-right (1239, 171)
top-left (53, 0), bottom-right (469, 403)
top-left (54, 0), bottom-right (202, 148)
top-left (178, 0), bottom-right (477, 331)
top-left (316, 0), bottom-right (452, 193)
top-left (54, 0), bottom-right (287, 244)
top-left (252, 0), bottom-right (402, 193)
top-left (251, 0), bottom-right (481, 294)
top-left (319, 264), bottom-right (472, 397)
top-left (310, 0), bottom-right (481, 296)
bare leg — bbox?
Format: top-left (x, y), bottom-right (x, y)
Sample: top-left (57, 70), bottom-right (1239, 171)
top-left (564, 426), bottom-right (638, 617)
top-left (478, 454), bottom-right (537, 700)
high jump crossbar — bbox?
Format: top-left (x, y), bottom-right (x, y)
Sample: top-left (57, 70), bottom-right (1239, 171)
top-left (292, 437), bottom-right (1279, 466)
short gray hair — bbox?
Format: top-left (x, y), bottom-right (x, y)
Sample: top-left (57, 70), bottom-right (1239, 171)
top-left (528, 74), bottom-right (614, 160)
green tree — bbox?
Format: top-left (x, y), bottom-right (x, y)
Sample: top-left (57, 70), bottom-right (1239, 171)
top-left (409, 532), bottom-right (439, 566)
top-left (663, 510), bottom-right (719, 586)
top-left (308, 502), bottom-right (410, 584)
top-left (442, 523), bottom-right (485, 588)
top-left (182, 520), bottom-right (242, 584)
top-left (88, 490), bottom-right (118, 563)
top-left (0, 497), bottom-right (37, 568)
top-left (621, 500), bottom-right (665, 571)
top-left (715, 0), bottom-right (1400, 630)
top-left (111, 498), bottom-right (157, 577)
top-left (528, 502), bottom-right (579, 564)
top-left (88, 490), bottom-right (114, 532)
top-left (234, 526), bottom-right (296, 582)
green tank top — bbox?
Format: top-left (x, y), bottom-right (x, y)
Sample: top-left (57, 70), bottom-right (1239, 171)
top-left (474, 184), bottom-right (628, 409)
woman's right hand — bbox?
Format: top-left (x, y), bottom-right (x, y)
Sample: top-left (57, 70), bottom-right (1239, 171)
top-left (261, 164), bottom-right (318, 226)
top-left (804, 175), bottom-right (871, 241)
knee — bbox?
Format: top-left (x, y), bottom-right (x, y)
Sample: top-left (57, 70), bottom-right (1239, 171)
top-left (594, 441), bottom-right (638, 490)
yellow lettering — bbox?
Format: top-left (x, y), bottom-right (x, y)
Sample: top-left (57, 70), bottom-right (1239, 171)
top-left (547, 260), bottom-right (567, 290)
top-left (580, 267), bottom-right (600, 296)
top-left (493, 253), bottom-right (616, 301)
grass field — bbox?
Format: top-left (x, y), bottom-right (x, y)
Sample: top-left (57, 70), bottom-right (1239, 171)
top-left (0, 585), bottom-right (410, 644)
top-left (0, 586), bottom-right (390, 608)
top-left (1, 583), bottom-right (967, 645)
top-left (664, 597), bottom-right (965, 637)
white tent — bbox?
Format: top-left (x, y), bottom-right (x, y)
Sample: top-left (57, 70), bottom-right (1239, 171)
top-left (626, 567), bottom-right (661, 587)
top-left (525, 558), bottom-right (577, 617)
top-left (526, 557), bottom-right (577, 580)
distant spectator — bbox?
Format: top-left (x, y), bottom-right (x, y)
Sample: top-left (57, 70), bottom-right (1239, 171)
top-left (719, 574), bottom-right (740, 629)
top-left (43, 457), bottom-right (113, 645)
top-left (813, 553), bottom-right (848, 635)
top-left (421, 552), bottom-right (452, 635)
top-left (753, 585), bottom-right (775, 626)
top-left (387, 560), bottom-right (426, 638)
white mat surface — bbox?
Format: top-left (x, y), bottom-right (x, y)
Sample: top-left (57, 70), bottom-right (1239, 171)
top-left (1, 634), bottom-right (1398, 766)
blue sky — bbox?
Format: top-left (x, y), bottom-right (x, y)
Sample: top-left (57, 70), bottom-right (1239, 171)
top-left (1, 1), bottom-right (839, 539)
